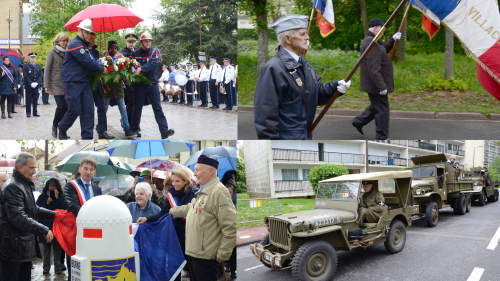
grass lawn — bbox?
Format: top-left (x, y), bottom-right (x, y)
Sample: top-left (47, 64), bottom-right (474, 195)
top-left (237, 193), bottom-right (316, 229)
top-left (238, 40), bottom-right (500, 114)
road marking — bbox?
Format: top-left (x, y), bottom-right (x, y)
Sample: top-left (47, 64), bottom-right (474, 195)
top-left (407, 231), bottom-right (491, 242)
top-left (467, 267), bottom-right (484, 281)
top-left (245, 265), bottom-right (264, 271)
top-left (486, 226), bottom-right (500, 250)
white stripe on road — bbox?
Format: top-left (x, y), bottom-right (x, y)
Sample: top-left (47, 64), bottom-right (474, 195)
top-left (486, 226), bottom-right (500, 250)
top-left (467, 267), bottom-right (484, 281)
top-left (244, 265), bottom-right (264, 271)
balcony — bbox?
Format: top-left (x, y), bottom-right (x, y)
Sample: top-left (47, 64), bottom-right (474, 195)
top-left (368, 155), bottom-right (408, 167)
top-left (408, 141), bottom-right (436, 151)
top-left (369, 140), bottom-right (407, 146)
top-left (272, 148), bottom-right (365, 164)
top-left (274, 180), bottom-right (313, 193)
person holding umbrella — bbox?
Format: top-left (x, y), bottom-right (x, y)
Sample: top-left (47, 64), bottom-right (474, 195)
top-left (57, 19), bottom-right (109, 140)
top-left (137, 168), bottom-right (199, 280)
top-left (130, 32), bottom-right (175, 139)
top-left (0, 56), bottom-right (18, 119)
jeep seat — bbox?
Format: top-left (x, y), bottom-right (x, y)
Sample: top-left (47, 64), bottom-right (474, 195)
top-left (384, 197), bottom-right (400, 209)
top-left (361, 223), bottom-right (378, 229)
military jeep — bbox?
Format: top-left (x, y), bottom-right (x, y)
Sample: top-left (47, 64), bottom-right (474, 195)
top-left (461, 168), bottom-right (499, 205)
top-left (407, 154), bottom-right (474, 227)
top-left (250, 171), bottom-right (416, 281)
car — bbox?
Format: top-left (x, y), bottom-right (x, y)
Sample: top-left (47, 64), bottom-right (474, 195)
top-left (250, 171), bottom-right (416, 281)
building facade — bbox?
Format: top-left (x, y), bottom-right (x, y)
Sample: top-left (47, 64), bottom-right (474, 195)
top-left (464, 140), bottom-right (500, 168)
top-left (0, 0), bottom-right (29, 57)
top-left (243, 140), bottom-right (466, 198)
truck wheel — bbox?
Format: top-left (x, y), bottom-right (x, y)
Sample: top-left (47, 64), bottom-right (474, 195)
top-left (465, 195), bottom-right (471, 213)
top-left (495, 189), bottom-right (499, 202)
top-left (384, 220), bottom-right (406, 254)
top-left (425, 202), bottom-right (439, 227)
top-left (456, 196), bottom-right (466, 215)
top-left (291, 240), bottom-right (337, 281)
top-left (478, 191), bottom-right (486, 206)
top-left (452, 197), bottom-right (458, 215)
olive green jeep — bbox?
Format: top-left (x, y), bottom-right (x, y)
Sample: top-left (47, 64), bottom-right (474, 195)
top-left (407, 154), bottom-right (475, 227)
top-left (461, 167), bottom-right (499, 205)
top-left (250, 171), bottom-right (416, 281)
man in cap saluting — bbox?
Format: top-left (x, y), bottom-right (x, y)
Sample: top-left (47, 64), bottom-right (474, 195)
top-left (254, 14), bottom-right (352, 140)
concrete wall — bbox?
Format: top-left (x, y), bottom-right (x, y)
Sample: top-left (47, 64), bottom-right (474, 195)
top-left (244, 140), bottom-right (273, 198)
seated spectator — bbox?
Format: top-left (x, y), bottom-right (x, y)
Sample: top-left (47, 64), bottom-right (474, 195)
top-left (126, 182), bottom-right (161, 222)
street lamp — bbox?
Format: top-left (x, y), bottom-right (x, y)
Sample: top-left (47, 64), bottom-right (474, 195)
top-left (6, 11), bottom-right (13, 50)
top-left (473, 146), bottom-right (482, 168)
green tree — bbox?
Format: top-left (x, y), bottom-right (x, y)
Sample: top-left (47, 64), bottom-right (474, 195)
top-left (490, 156), bottom-right (500, 181)
top-left (308, 163), bottom-right (349, 194)
top-left (236, 145), bottom-right (246, 192)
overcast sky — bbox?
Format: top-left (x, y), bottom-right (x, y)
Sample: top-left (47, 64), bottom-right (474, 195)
top-left (0, 140), bottom-right (75, 159)
top-left (23, 0), bottom-right (162, 28)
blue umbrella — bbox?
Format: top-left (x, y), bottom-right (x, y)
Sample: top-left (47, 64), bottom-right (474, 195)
top-left (184, 147), bottom-right (237, 179)
top-left (106, 140), bottom-right (196, 159)
top-left (0, 49), bottom-right (22, 70)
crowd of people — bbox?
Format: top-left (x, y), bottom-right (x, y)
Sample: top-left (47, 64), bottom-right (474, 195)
top-left (0, 18), bottom-right (237, 139)
top-left (0, 152), bottom-right (237, 281)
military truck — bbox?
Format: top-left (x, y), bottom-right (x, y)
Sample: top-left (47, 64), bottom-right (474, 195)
top-left (250, 171), bottom-right (416, 281)
top-left (461, 168), bottom-right (499, 205)
top-left (407, 154), bottom-right (474, 227)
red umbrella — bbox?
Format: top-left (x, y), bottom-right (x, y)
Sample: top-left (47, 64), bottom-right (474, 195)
top-left (64, 3), bottom-right (144, 32)
top-left (0, 159), bottom-right (15, 167)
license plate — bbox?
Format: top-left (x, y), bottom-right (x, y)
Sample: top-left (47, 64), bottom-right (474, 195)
top-left (265, 253), bottom-right (272, 261)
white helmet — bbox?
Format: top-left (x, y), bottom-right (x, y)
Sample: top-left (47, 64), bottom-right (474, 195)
top-left (77, 19), bottom-right (94, 33)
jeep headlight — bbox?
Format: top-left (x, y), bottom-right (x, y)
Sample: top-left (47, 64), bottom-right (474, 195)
top-left (416, 188), bottom-right (423, 195)
top-left (288, 224), bottom-right (294, 233)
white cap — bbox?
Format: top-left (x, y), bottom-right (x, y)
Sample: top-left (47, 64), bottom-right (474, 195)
top-left (77, 19), bottom-right (94, 33)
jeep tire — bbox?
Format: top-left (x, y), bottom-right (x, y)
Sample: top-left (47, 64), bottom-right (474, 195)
top-left (425, 202), bottom-right (439, 227)
top-left (456, 195), bottom-right (466, 215)
top-left (291, 240), bottom-right (337, 281)
top-left (384, 220), bottom-right (406, 254)
top-left (465, 195), bottom-right (471, 213)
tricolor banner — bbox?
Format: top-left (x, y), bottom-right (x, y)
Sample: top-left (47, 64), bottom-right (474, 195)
top-left (312, 0), bottom-right (335, 38)
top-left (410, 0), bottom-right (441, 40)
top-left (418, 0), bottom-right (500, 100)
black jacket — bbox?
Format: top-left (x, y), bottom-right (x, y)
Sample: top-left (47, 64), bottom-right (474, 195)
top-left (254, 45), bottom-right (340, 140)
top-left (36, 193), bottom-right (66, 243)
top-left (0, 169), bottom-right (55, 262)
top-left (64, 178), bottom-right (102, 217)
top-left (360, 31), bottom-right (395, 94)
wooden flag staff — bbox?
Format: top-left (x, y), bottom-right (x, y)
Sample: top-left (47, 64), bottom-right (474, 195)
top-left (390, 3), bottom-right (411, 59)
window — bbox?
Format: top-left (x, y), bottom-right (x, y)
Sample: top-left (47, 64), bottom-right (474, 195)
top-left (318, 143), bottom-right (324, 161)
top-left (215, 142), bottom-right (223, 147)
top-left (302, 169), bottom-right (311, 181)
top-left (282, 169), bottom-right (299, 180)
top-left (378, 179), bottom-right (396, 193)
top-left (437, 144), bottom-right (444, 153)
top-left (194, 141), bottom-right (202, 152)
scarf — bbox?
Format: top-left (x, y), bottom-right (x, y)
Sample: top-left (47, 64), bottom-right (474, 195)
top-left (168, 186), bottom-right (186, 202)
top-left (1, 64), bottom-right (14, 83)
top-left (55, 45), bottom-right (66, 53)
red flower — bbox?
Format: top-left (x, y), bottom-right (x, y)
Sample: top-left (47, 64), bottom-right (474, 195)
top-left (107, 65), bottom-right (114, 72)
top-left (119, 63), bottom-right (125, 70)
top-left (107, 57), bottom-right (112, 61)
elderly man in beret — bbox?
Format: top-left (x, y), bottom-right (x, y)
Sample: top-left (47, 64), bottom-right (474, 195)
top-left (358, 180), bottom-right (387, 227)
top-left (170, 156), bottom-right (236, 281)
top-left (254, 14), bottom-right (352, 140)
top-left (351, 18), bottom-right (401, 140)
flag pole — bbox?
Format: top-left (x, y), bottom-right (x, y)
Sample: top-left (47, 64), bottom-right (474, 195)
top-left (303, 1), bottom-right (319, 56)
top-left (308, 0), bottom-right (409, 138)
top-left (390, 3), bottom-right (411, 59)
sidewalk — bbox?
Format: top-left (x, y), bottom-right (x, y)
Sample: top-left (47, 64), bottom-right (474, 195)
top-left (237, 226), bottom-right (268, 246)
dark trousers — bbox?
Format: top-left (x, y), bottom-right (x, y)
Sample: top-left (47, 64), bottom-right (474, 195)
top-left (43, 242), bottom-right (62, 272)
top-left (58, 82), bottom-right (95, 140)
top-left (199, 81), bottom-right (208, 105)
top-left (131, 84), bottom-right (169, 132)
top-left (186, 81), bottom-right (194, 104)
top-left (42, 89), bottom-right (49, 104)
top-left (93, 90), bottom-right (107, 134)
top-left (25, 86), bottom-right (39, 115)
top-left (53, 95), bottom-right (67, 128)
top-left (0, 96), bottom-right (12, 114)
top-left (188, 257), bottom-right (219, 281)
top-left (218, 247), bottom-right (236, 277)
top-left (124, 85), bottom-right (134, 129)
top-left (66, 254), bottom-right (71, 281)
top-left (209, 79), bottom-right (218, 107)
top-left (224, 81), bottom-right (233, 109)
top-left (352, 93), bottom-right (389, 140)
top-left (233, 81), bottom-right (237, 105)
top-left (180, 85), bottom-right (185, 103)
top-left (0, 260), bottom-right (31, 281)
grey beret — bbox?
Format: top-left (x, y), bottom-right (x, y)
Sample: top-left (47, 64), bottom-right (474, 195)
top-left (271, 14), bottom-right (309, 34)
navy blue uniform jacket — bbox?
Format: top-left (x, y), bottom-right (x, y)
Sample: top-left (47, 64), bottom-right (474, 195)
top-left (0, 64), bottom-right (19, 96)
top-left (62, 35), bottom-right (104, 83)
top-left (130, 47), bottom-right (160, 85)
top-left (23, 63), bottom-right (42, 87)
top-left (254, 45), bottom-right (340, 140)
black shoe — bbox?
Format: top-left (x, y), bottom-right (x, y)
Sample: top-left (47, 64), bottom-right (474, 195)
top-left (59, 129), bottom-right (68, 140)
top-left (1, 113), bottom-right (5, 119)
top-left (222, 107), bottom-right (230, 110)
top-left (231, 272), bottom-right (237, 278)
top-left (98, 132), bottom-right (115, 139)
top-left (52, 126), bottom-right (57, 138)
top-left (161, 129), bottom-right (175, 139)
top-left (352, 122), bottom-right (364, 135)
top-left (21, 105), bottom-right (26, 107)
top-left (8, 113), bottom-right (12, 118)
top-left (33, 113), bottom-right (41, 117)
top-left (11, 109), bottom-right (16, 113)
top-left (133, 130), bottom-right (141, 137)
top-left (124, 130), bottom-right (137, 138)
top-left (27, 113), bottom-right (31, 117)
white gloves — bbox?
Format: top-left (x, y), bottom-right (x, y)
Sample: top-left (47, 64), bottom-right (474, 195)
top-left (31, 82), bottom-right (38, 88)
top-left (393, 33), bottom-right (402, 40)
top-left (18, 84), bottom-right (20, 88)
top-left (380, 89), bottom-right (388, 95)
top-left (337, 80), bottom-right (351, 94)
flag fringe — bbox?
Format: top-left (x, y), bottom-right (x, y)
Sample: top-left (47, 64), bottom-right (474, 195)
top-left (315, 9), bottom-right (336, 38)
top-left (458, 38), bottom-right (500, 84)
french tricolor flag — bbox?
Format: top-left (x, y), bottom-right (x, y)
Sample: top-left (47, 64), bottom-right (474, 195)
top-left (418, 0), bottom-right (500, 100)
top-left (313, 0), bottom-right (335, 38)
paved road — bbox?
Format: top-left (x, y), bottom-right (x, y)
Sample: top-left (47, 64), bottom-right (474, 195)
top-left (1, 96), bottom-right (237, 140)
top-left (238, 112), bottom-right (500, 139)
top-left (237, 200), bottom-right (500, 281)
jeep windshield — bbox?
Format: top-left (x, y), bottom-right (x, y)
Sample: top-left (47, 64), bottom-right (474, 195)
top-left (409, 167), bottom-right (435, 177)
top-left (316, 182), bottom-right (359, 201)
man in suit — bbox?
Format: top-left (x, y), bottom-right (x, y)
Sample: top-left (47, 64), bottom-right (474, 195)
top-left (23, 53), bottom-right (43, 117)
top-left (63, 157), bottom-right (102, 281)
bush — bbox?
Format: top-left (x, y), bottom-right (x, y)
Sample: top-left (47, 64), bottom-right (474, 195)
top-left (308, 164), bottom-right (349, 194)
top-left (236, 157), bottom-right (247, 191)
top-left (427, 73), bottom-right (468, 91)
